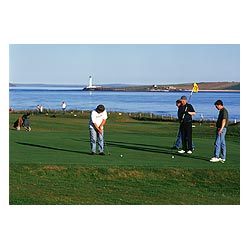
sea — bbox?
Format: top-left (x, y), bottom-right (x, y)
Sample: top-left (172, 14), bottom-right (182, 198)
top-left (9, 85), bottom-right (240, 121)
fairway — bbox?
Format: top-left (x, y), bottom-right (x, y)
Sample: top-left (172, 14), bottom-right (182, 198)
top-left (9, 112), bottom-right (240, 205)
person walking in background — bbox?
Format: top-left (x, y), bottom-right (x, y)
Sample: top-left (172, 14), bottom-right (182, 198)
top-left (178, 95), bottom-right (196, 154)
top-left (36, 104), bottom-right (43, 113)
top-left (61, 101), bottom-right (67, 114)
top-left (172, 99), bottom-right (195, 150)
top-left (89, 104), bottom-right (108, 155)
top-left (210, 100), bottom-right (228, 162)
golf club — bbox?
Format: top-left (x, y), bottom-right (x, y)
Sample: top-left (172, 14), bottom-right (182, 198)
top-left (104, 141), bottom-right (111, 155)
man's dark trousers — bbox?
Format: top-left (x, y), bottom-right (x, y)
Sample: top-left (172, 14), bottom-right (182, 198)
top-left (180, 121), bottom-right (192, 152)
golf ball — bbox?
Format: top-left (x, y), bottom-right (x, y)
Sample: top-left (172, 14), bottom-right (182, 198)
top-left (120, 154), bottom-right (123, 157)
top-left (172, 155), bottom-right (175, 159)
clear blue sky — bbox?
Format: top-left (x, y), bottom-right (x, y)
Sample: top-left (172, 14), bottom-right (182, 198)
top-left (9, 44), bottom-right (240, 85)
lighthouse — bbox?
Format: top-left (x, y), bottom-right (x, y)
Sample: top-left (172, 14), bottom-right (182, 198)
top-left (83, 75), bottom-right (101, 90)
top-left (88, 75), bottom-right (93, 88)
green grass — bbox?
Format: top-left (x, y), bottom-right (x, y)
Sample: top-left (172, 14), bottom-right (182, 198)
top-left (9, 111), bottom-right (240, 205)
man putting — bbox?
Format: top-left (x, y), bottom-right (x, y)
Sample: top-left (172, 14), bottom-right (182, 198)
top-left (89, 104), bottom-right (108, 155)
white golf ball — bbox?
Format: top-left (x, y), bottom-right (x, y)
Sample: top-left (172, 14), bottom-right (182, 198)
top-left (172, 155), bottom-right (175, 159)
top-left (120, 154), bottom-right (123, 157)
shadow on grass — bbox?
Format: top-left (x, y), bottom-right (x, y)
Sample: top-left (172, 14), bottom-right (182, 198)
top-left (16, 142), bottom-right (90, 155)
top-left (81, 138), bottom-right (209, 162)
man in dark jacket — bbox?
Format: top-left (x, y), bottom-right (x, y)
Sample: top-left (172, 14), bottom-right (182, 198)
top-left (178, 96), bottom-right (196, 154)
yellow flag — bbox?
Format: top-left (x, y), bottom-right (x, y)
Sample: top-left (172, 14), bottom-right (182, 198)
top-left (193, 82), bottom-right (199, 93)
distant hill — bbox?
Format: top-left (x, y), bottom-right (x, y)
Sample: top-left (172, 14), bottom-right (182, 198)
top-left (10, 81), bottom-right (240, 92)
top-left (93, 81), bottom-right (240, 92)
top-left (173, 82), bottom-right (240, 91)
top-left (112, 82), bottom-right (240, 92)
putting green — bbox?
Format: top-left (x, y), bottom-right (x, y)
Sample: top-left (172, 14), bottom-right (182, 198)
top-left (9, 112), bottom-right (240, 204)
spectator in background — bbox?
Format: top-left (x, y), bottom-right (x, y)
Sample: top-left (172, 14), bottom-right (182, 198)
top-left (13, 113), bottom-right (31, 131)
top-left (61, 101), bottom-right (67, 114)
top-left (36, 104), bottom-right (43, 113)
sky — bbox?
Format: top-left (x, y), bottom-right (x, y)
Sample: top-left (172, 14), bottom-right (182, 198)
top-left (9, 44), bottom-right (240, 85)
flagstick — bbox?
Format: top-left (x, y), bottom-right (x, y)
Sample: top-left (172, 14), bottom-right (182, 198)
top-left (188, 90), bottom-right (194, 103)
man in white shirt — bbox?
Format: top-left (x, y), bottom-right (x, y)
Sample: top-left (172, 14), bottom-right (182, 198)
top-left (89, 104), bottom-right (108, 155)
top-left (61, 101), bottom-right (67, 114)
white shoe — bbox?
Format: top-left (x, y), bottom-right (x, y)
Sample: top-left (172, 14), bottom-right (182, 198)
top-left (209, 157), bottom-right (220, 162)
top-left (219, 158), bottom-right (226, 162)
top-left (187, 150), bottom-right (192, 154)
top-left (178, 150), bottom-right (185, 154)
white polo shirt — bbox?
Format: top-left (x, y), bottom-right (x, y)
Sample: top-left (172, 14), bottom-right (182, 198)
top-left (89, 109), bottom-right (108, 129)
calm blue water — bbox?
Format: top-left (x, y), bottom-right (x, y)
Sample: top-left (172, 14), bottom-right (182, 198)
top-left (9, 86), bottom-right (240, 121)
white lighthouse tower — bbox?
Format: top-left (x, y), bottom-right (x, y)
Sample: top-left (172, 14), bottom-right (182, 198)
top-left (83, 75), bottom-right (101, 90)
top-left (88, 75), bottom-right (93, 88)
